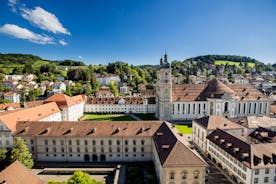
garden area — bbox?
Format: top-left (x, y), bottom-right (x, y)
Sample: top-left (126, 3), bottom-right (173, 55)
top-left (133, 113), bottom-right (157, 120)
top-left (125, 164), bottom-right (157, 184)
top-left (175, 124), bottom-right (193, 134)
top-left (80, 114), bottom-right (135, 121)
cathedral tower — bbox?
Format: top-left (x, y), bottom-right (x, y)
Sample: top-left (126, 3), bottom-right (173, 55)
top-left (155, 53), bottom-right (172, 121)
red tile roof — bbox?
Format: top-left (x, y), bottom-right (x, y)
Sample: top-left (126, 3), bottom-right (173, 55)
top-left (0, 160), bottom-right (44, 184)
top-left (172, 79), bottom-right (268, 102)
top-left (0, 103), bottom-right (20, 110)
top-left (0, 102), bottom-right (60, 131)
top-left (44, 94), bottom-right (84, 108)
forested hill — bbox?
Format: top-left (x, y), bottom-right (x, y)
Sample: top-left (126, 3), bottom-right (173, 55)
top-left (0, 53), bottom-right (85, 66)
top-left (184, 55), bottom-right (261, 64)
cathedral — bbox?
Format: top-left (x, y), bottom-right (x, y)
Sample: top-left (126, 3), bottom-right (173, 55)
top-left (155, 54), bottom-right (270, 121)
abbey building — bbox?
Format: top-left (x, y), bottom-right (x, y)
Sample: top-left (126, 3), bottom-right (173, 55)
top-left (156, 55), bottom-right (270, 121)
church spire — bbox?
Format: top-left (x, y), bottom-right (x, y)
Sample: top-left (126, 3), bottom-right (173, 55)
top-left (164, 52), bottom-right (168, 63)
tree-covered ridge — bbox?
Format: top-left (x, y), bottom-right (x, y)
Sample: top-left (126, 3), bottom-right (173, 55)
top-left (0, 53), bottom-right (42, 64)
top-left (184, 54), bottom-right (262, 64)
top-left (0, 53), bottom-right (85, 66)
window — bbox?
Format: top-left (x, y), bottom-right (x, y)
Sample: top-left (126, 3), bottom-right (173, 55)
top-left (170, 172), bottom-right (175, 180)
top-left (109, 140), bottom-right (112, 145)
top-left (60, 140), bottom-right (64, 145)
top-left (274, 176), bottom-right (276, 182)
top-left (69, 148), bottom-right (72, 152)
top-left (30, 139), bottom-right (34, 144)
top-left (255, 169), bottom-right (259, 175)
top-left (92, 140), bottom-right (96, 145)
top-left (125, 148), bottom-right (128, 152)
top-left (194, 170), bottom-right (199, 179)
top-left (61, 148), bottom-right (65, 152)
top-left (68, 140), bottom-right (72, 145)
top-left (141, 147), bottom-right (144, 152)
top-left (52, 140), bottom-right (56, 145)
top-left (76, 140), bottom-right (80, 145)
top-left (125, 140), bottom-right (128, 145)
top-left (264, 177), bottom-right (269, 183)
top-left (117, 140), bottom-right (120, 145)
top-left (45, 140), bottom-right (48, 145)
top-left (45, 147), bottom-right (49, 152)
top-left (84, 140), bottom-right (88, 145)
top-left (117, 147), bottom-right (120, 152)
top-left (141, 140), bottom-right (145, 145)
top-left (133, 147), bottom-right (136, 152)
top-left (100, 140), bottom-right (104, 145)
top-left (53, 147), bottom-right (56, 152)
top-left (265, 168), bottom-right (269, 174)
top-left (133, 140), bottom-right (136, 145)
top-left (182, 170), bottom-right (187, 179)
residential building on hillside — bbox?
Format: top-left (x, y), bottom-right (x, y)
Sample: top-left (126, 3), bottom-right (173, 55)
top-left (155, 54), bottom-right (270, 121)
top-left (96, 86), bottom-right (114, 98)
top-left (3, 92), bottom-right (21, 103)
top-left (0, 160), bottom-right (44, 184)
top-left (0, 102), bottom-right (20, 112)
top-left (234, 74), bottom-right (249, 84)
top-left (0, 102), bottom-right (61, 148)
top-left (119, 85), bottom-right (130, 94)
top-left (48, 82), bottom-right (66, 95)
top-left (14, 121), bottom-right (207, 184)
top-left (44, 94), bottom-right (85, 121)
top-left (2, 80), bottom-right (18, 89)
top-left (85, 96), bottom-right (156, 114)
top-left (96, 74), bottom-right (121, 86)
top-left (4, 75), bottom-right (23, 81)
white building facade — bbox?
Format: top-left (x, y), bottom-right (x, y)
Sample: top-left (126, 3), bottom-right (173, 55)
top-left (155, 55), bottom-right (270, 121)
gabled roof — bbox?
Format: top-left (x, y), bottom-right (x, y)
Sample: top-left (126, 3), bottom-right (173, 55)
top-left (171, 79), bottom-right (268, 102)
top-left (207, 129), bottom-right (251, 167)
top-left (44, 94), bottom-right (84, 108)
top-left (194, 115), bottom-right (243, 130)
top-left (0, 102), bottom-right (60, 131)
top-left (153, 123), bottom-right (206, 167)
top-left (229, 116), bottom-right (276, 129)
top-left (0, 160), bottom-right (44, 184)
top-left (197, 79), bottom-right (237, 100)
top-left (0, 102), bottom-right (20, 110)
top-left (14, 121), bottom-right (163, 137)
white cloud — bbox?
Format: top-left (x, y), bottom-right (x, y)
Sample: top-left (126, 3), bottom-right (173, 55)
top-left (8, 0), bottom-right (18, 12)
top-left (59, 39), bottom-right (67, 46)
top-left (21, 6), bottom-right (70, 35)
top-left (78, 56), bottom-right (82, 59)
top-left (0, 24), bottom-right (55, 44)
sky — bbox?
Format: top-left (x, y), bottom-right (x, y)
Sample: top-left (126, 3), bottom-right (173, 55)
top-left (0, 0), bottom-right (276, 65)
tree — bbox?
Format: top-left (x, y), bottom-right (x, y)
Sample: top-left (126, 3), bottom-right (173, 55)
top-left (23, 62), bottom-right (33, 74)
top-left (68, 171), bottom-right (103, 184)
top-left (109, 81), bottom-right (119, 97)
top-left (8, 137), bottom-right (34, 169)
top-left (28, 88), bottom-right (42, 101)
top-left (85, 82), bottom-right (92, 96)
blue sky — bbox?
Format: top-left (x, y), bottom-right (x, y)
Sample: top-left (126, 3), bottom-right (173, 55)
top-left (1, 0), bottom-right (276, 65)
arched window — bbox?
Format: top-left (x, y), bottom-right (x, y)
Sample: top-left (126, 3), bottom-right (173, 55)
top-left (170, 172), bottom-right (175, 179)
top-left (224, 102), bottom-right (229, 113)
top-left (181, 170), bottom-right (188, 179)
top-left (210, 102), bottom-right (214, 115)
top-left (76, 140), bottom-right (80, 145)
top-left (194, 170), bottom-right (199, 179)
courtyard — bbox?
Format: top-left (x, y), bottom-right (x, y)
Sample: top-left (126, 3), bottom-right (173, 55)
top-left (79, 113), bottom-right (135, 121)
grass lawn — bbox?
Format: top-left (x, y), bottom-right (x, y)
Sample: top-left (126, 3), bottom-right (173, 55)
top-left (134, 113), bottom-right (157, 120)
top-left (80, 114), bottom-right (135, 121)
top-left (175, 124), bottom-right (193, 134)
top-left (215, 60), bottom-right (255, 68)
